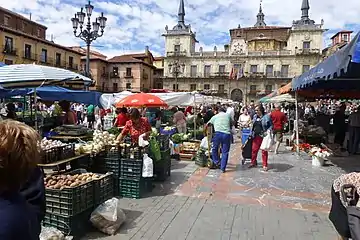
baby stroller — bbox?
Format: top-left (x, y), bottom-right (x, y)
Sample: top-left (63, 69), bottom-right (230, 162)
top-left (329, 184), bottom-right (360, 240)
top-left (241, 128), bottom-right (252, 165)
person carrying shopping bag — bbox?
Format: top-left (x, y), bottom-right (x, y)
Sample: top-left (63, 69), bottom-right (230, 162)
top-left (248, 105), bottom-right (273, 172)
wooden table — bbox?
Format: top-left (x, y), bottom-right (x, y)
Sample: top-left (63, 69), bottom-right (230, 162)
top-left (38, 153), bottom-right (90, 171)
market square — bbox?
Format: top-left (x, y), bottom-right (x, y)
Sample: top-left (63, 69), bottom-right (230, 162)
top-left (0, 0), bottom-right (359, 239)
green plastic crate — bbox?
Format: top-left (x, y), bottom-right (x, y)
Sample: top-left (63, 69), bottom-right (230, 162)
top-left (119, 177), bottom-right (152, 199)
top-left (119, 158), bottom-right (143, 179)
top-left (45, 180), bottom-right (94, 216)
top-left (94, 172), bottom-right (114, 205)
top-left (43, 208), bottom-right (92, 237)
top-left (154, 150), bottom-right (171, 181)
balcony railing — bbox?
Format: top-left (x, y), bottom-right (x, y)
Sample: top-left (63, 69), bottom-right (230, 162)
top-left (124, 72), bottom-right (133, 78)
top-left (2, 45), bottom-right (17, 56)
top-left (67, 64), bottom-right (78, 71)
top-left (23, 51), bottom-right (37, 61)
top-left (296, 48), bottom-right (321, 55)
top-left (166, 51), bottom-right (187, 57)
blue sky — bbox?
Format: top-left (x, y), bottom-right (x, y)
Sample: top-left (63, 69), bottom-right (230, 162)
top-left (2, 0), bottom-right (360, 58)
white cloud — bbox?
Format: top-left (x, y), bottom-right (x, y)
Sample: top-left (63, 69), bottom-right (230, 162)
top-left (1, 0), bottom-right (359, 57)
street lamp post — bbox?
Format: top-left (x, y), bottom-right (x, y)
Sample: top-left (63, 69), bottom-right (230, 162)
top-left (168, 60), bottom-right (185, 91)
top-left (71, 0), bottom-right (107, 80)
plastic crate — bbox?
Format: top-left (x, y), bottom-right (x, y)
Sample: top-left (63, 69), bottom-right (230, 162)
top-left (43, 208), bottom-right (93, 237)
top-left (195, 152), bottom-right (208, 167)
top-left (45, 169), bottom-right (95, 216)
top-left (97, 157), bottom-right (121, 176)
top-left (154, 150), bottom-right (171, 181)
top-left (157, 135), bottom-right (170, 150)
top-left (94, 172), bottom-right (114, 204)
top-left (42, 147), bottom-right (59, 164)
top-left (59, 144), bottom-right (75, 160)
top-left (120, 158), bottom-right (143, 179)
top-left (105, 145), bottom-right (121, 159)
top-left (119, 177), bottom-right (152, 199)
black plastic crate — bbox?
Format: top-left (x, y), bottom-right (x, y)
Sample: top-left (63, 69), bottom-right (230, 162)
top-left (154, 150), bottom-right (171, 181)
top-left (105, 145), bottom-right (121, 159)
top-left (120, 158), bottom-right (143, 179)
top-left (94, 172), bottom-right (114, 204)
top-left (43, 208), bottom-right (93, 238)
top-left (157, 135), bottom-right (170, 150)
top-left (45, 169), bottom-right (95, 216)
top-left (195, 152), bottom-right (208, 167)
top-left (42, 147), bottom-right (59, 164)
top-left (119, 177), bottom-right (152, 199)
top-left (59, 144), bottom-right (75, 160)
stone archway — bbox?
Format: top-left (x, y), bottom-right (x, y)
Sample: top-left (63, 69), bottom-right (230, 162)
top-left (230, 88), bottom-right (244, 102)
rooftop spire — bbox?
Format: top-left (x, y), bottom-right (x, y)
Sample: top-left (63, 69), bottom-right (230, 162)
top-left (178, 0), bottom-right (185, 23)
top-left (301, 0), bottom-right (310, 20)
top-left (254, 0), bottom-right (266, 27)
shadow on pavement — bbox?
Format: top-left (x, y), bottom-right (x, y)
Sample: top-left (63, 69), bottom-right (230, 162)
top-left (329, 155), bottom-right (360, 173)
top-left (269, 163), bottom-right (294, 172)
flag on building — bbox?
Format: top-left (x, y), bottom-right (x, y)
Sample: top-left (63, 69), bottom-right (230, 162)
top-left (229, 68), bottom-right (234, 80)
top-left (237, 67), bottom-right (243, 80)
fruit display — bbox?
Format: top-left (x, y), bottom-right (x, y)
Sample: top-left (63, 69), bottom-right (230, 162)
top-left (44, 172), bottom-right (100, 190)
top-left (75, 130), bottom-right (118, 155)
top-left (182, 142), bottom-right (200, 152)
top-left (39, 138), bottom-right (67, 150)
top-left (163, 126), bottom-right (175, 131)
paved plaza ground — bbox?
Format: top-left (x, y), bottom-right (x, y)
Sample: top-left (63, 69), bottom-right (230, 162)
top-left (85, 140), bottom-right (358, 240)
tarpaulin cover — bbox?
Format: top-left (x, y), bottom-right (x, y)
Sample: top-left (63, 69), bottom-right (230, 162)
top-left (292, 32), bottom-right (360, 91)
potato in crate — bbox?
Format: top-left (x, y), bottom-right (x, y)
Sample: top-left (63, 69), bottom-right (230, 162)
top-left (44, 169), bottom-right (96, 216)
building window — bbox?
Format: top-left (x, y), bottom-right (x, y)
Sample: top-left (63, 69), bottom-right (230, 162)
top-left (280, 65), bottom-right (289, 77)
top-left (204, 65), bottom-right (211, 77)
top-left (126, 67), bottom-right (132, 77)
top-left (55, 53), bottom-right (61, 66)
top-left (343, 34), bottom-right (348, 42)
top-left (302, 65), bottom-right (310, 73)
top-left (68, 56), bottom-right (74, 68)
top-left (265, 65), bottom-right (273, 77)
top-left (174, 45), bottom-right (180, 52)
top-left (40, 49), bottom-right (47, 63)
top-left (190, 65), bottom-right (197, 77)
top-left (37, 28), bottom-right (41, 37)
top-left (190, 84), bottom-right (196, 91)
top-left (4, 15), bottom-right (10, 26)
top-left (218, 65), bottom-right (225, 73)
top-left (303, 41), bottom-right (310, 49)
top-left (204, 84), bottom-right (210, 90)
top-left (24, 44), bottom-right (32, 59)
top-left (112, 67), bottom-right (119, 76)
top-left (113, 83), bottom-right (118, 92)
top-left (126, 83), bottom-right (131, 89)
top-left (265, 85), bottom-right (272, 93)
top-left (4, 36), bottom-right (14, 52)
top-left (218, 84), bottom-right (225, 93)
top-left (172, 84), bottom-right (178, 91)
top-left (4, 59), bottom-right (13, 65)
top-left (250, 65), bottom-right (257, 73)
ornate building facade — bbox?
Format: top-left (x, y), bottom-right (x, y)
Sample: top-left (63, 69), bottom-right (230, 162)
top-left (162, 0), bottom-right (326, 102)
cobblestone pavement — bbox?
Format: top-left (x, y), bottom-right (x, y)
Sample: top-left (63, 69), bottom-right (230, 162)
top-left (85, 140), bottom-right (353, 239)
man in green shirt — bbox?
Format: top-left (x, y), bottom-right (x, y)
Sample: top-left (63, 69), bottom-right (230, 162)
top-left (86, 104), bottom-right (95, 128)
top-left (207, 106), bottom-right (232, 173)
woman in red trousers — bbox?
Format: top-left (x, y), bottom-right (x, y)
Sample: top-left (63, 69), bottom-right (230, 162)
top-left (248, 105), bottom-right (273, 171)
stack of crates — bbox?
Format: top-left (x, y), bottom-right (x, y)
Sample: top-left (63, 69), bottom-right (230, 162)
top-left (154, 135), bottom-right (171, 181)
top-left (43, 170), bottom-right (114, 237)
top-left (43, 170), bottom-right (95, 237)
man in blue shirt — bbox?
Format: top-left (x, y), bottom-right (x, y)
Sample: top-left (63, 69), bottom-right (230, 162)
top-left (207, 106), bottom-right (232, 173)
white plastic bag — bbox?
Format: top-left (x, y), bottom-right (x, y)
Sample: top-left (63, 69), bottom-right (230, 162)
top-left (95, 115), bottom-right (102, 130)
top-left (90, 197), bottom-right (126, 235)
top-left (200, 137), bottom-right (208, 150)
top-left (138, 133), bottom-right (149, 147)
top-left (40, 226), bottom-right (73, 240)
top-left (142, 153), bottom-right (153, 177)
top-left (260, 130), bottom-right (275, 151)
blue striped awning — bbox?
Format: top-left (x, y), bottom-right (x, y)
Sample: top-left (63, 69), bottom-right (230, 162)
top-left (0, 64), bottom-right (93, 88)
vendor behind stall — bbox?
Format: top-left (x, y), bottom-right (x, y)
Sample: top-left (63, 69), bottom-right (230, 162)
top-left (59, 100), bottom-right (77, 125)
top-left (116, 108), bottom-right (151, 144)
top-left (114, 107), bottom-right (129, 127)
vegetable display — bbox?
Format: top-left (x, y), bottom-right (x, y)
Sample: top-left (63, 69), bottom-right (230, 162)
top-left (171, 133), bottom-right (190, 144)
top-left (39, 138), bottom-right (67, 150)
top-left (75, 130), bottom-right (118, 155)
top-left (44, 172), bottom-right (100, 190)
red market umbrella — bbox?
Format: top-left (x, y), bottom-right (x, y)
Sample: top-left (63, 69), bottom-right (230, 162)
top-left (115, 92), bottom-right (168, 108)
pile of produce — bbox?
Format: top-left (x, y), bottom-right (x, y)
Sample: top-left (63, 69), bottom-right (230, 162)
top-left (171, 133), bottom-right (190, 144)
top-left (75, 130), bottom-right (118, 155)
top-left (182, 142), bottom-right (200, 152)
top-left (44, 172), bottom-right (100, 190)
top-left (39, 138), bottom-right (67, 150)
top-left (163, 126), bottom-right (175, 131)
